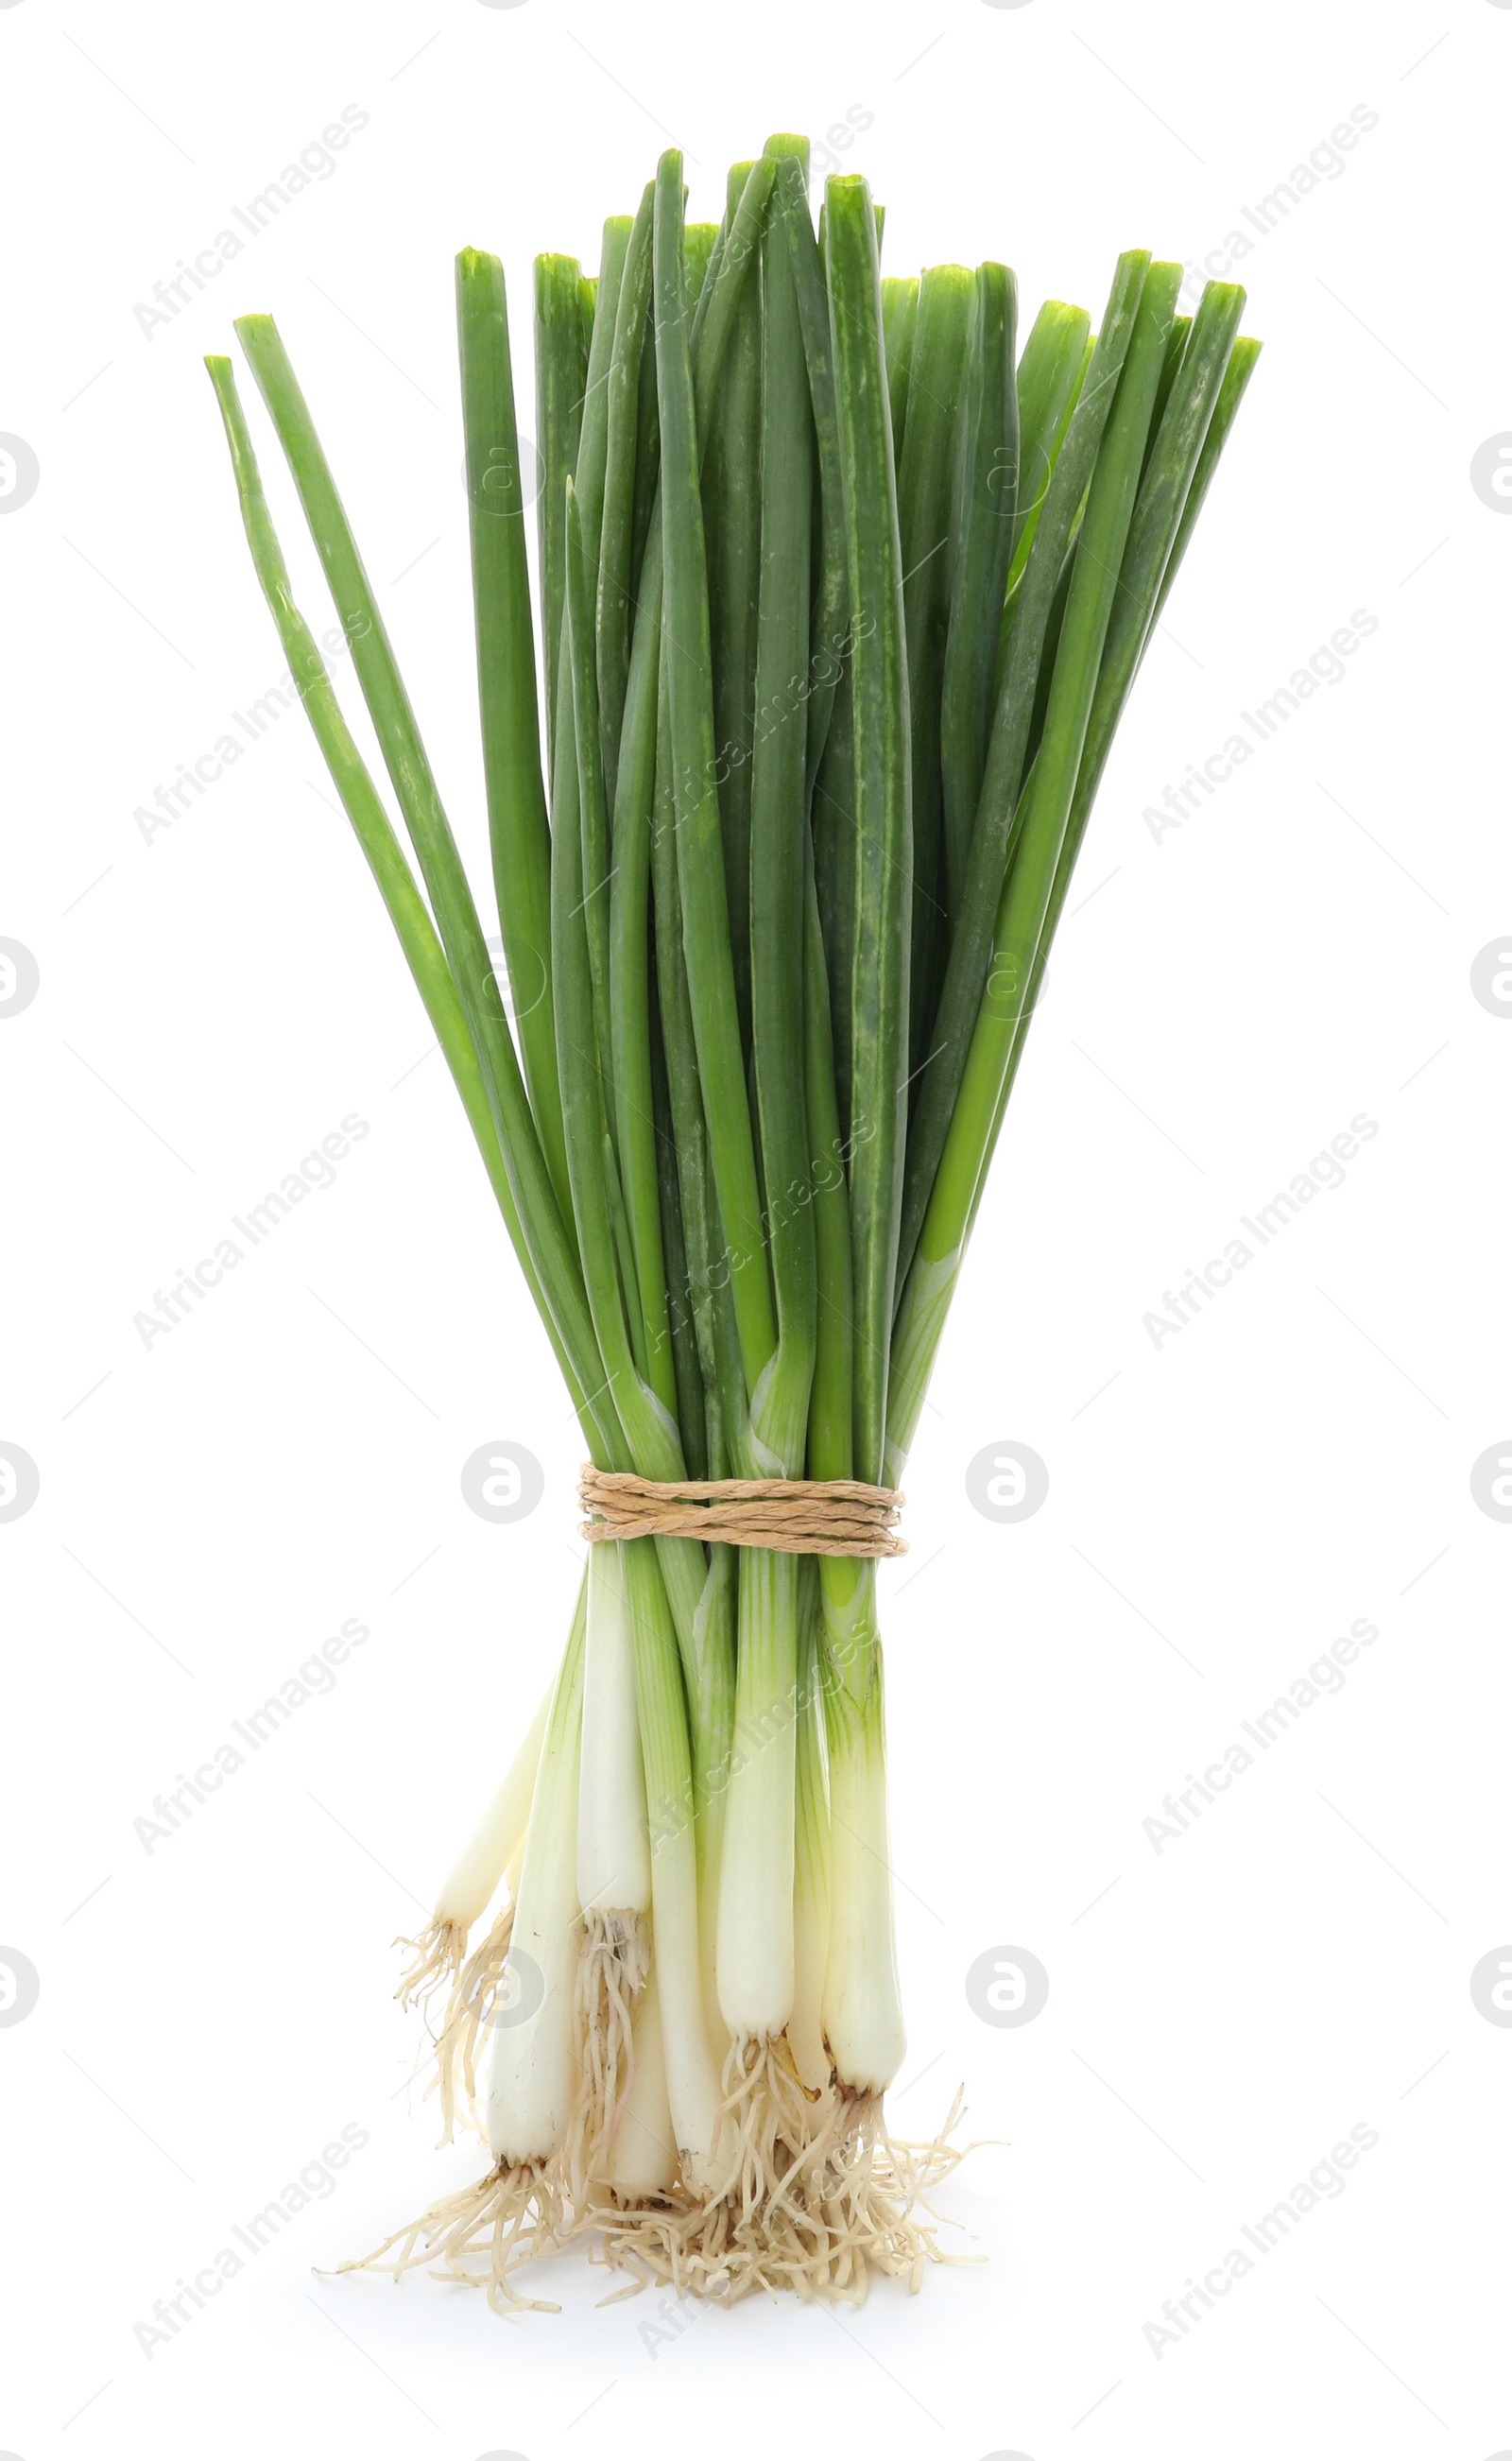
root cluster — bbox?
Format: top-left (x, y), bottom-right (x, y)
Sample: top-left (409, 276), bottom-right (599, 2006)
top-left (591, 2066), bottom-right (971, 2305)
top-left (356, 1949), bottom-right (975, 2314)
top-left (339, 2160), bottom-right (570, 2315)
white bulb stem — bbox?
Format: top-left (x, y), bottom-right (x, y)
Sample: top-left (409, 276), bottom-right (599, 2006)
top-left (622, 1538), bottom-right (726, 2192)
top-left (790, 1624), bottom-right (832, 2093)
top-left (577, 1542), bottom-right (651, 1916)
top-left (715, 1544), bottom-right (797, 2039)
top-left (820, 1571), bottom-right (904, 2093)
top-left (605, 1958), bottom-right (678, 2198)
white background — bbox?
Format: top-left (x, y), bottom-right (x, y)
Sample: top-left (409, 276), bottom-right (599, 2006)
top-left (3, 1), bottom-right (1509, 2454)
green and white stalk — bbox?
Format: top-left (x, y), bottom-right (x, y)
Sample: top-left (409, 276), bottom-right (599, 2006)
top-left (821, 1636), bottom-right (902, 2094)
top-left (817, 172), bottom-right (911, 2100)
top-left (714, 137), bottom-right (817, 2048)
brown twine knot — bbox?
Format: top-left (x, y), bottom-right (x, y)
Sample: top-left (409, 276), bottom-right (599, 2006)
top-left (577, 1466), bottom-right (906, 1557)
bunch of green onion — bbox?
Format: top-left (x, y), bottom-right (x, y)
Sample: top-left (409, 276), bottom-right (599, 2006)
top-left (206, 132), bottom-right (1258, 2309)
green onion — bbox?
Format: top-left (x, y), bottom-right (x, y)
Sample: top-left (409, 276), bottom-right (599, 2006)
top-left (207, 139), bottom-right (1258, 2307)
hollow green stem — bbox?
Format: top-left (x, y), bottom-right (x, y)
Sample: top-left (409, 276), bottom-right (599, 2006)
top-left (596, 185), bottom-right (655, 810)
top-left (940, 262), bottom-right (1019, 918)
top-left (1008, 300), bottom-right (1091, 581)
top-left (772, 151), bottom-right (849, 801)
top-left (826, 174), bottom-right (912, 1488)
top-left (534, 253), bottom-right (587, 772)
top-left (455, 249), bottom-right (570, 1228)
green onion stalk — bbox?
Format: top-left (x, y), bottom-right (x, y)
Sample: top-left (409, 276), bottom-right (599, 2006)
top-left (205, 132), bottom-right (1257, 2309)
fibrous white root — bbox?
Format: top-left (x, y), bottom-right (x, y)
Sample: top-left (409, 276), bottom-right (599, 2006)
top-left (564, 1907), bottom-right (649, 2203)
top-left (586, 2071), bottom-right (976, 2305)
top-left (394, 1915), bottom-right (468, 2015)
top-left (338, 2159), bottom-right (570, 2315)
